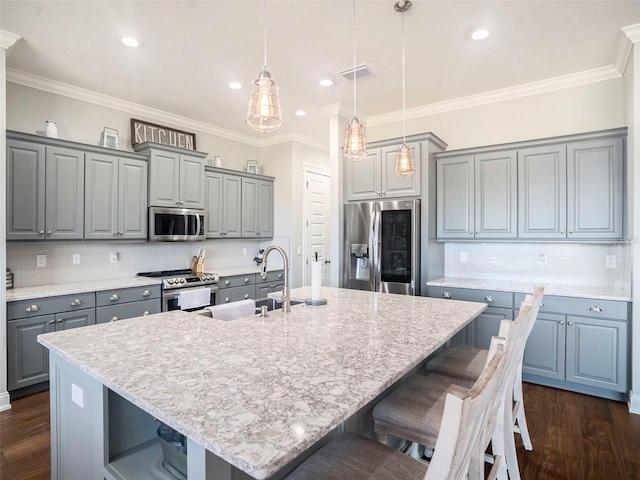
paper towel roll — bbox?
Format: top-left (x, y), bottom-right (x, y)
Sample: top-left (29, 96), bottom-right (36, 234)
top-left (311, 261), bottom-right (322, 301)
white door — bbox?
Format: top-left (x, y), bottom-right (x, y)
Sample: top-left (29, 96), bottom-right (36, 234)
top-left (303, 168), bottom-right (331, 286)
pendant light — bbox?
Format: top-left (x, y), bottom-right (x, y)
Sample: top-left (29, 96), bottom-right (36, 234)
top-left (342, 0), bottom-right (367, 162)
top-left (395, 0), bottom-right (414, 178)
top-left (247, 0), bottom-right (283, 133)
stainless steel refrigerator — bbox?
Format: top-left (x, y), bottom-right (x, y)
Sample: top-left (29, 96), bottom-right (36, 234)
top-left (343, 199), bottom-right (420, 295)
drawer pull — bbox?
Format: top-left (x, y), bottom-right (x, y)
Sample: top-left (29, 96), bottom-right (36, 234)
top-left (49, 319), bottom-right (55, 324)
top-left (225, 297), bottom-right (230, 303)
top-left (278, 273), bottom-right (282, 279)
top-left (244, 294), bottom-right (250, 299)
top-left (143, 311), bottom-right (150, 316)
top-left (110, 316), bottom-right (118, 322)
top-left (110, 294), bottom-right (120, 301)
top-left (244, 278), bottom-right (250, 283)
top-left (568, 321), bottom-right (574, 326)
top-left (442, 292), bottom-right (452, 299)
top-left (142, 290), bottom-right (151, 297)
top-left (25, 304), bottom-right (40, 313)
top-left (559, 320), bottom-right (565, 325)
top-left (484, 296), bottom-right (494, 303)
top-left (589, 305), bottom-right (602, 313)
top-left (70, 299), bottom-right (82, 306)
top-left (57, 319), bottom-right (63, 323)
top-left (225, 280), bottom-right (231, 286)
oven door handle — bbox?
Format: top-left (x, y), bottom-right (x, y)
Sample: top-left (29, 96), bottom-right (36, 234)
top-left (164, 285), bottom-right (218, 300)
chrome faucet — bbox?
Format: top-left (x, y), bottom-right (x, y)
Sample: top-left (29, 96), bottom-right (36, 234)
top-left (261, 245), bottom-right (291, 313)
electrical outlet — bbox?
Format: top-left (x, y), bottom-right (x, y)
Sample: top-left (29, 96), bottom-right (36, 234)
top-left (109, 252), bottom-right (119, 264)
top-left (538, 253), bottom-right (547, 265)
top-left (606, 255), bottom-right (617, 268)
top-left (36, 254), bottom-right (46, 268)
top-left (72, 254), bottom-right (80, 265)
top-left (460, 251), bottom-right (468, 263)
top-left (297, 246), bottom-right (302, 256)
top-left (243, 248), bottom-right (248, 256)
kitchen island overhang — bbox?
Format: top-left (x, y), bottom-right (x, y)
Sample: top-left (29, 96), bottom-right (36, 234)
top-left (38, 286), bottom-right (486, 480)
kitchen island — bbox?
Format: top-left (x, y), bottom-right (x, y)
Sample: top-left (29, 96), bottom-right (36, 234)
top-left (38, 286), bottom-right (486, 480)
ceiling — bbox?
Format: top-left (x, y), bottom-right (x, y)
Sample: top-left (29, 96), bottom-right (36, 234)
top-left (2, 1), bottom-right (639, 147)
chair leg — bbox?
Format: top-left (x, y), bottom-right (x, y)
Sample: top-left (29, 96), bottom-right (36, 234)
top-left (406, 442), bottom-right (421, 459)
top-left (513, 366), bottom-right (533, 451)
top-left (492, 396), bottom-right (513, 480)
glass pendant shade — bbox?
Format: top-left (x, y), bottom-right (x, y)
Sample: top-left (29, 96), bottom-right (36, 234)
top-left (395, 142), bottom-right (414, 178)
top-left (342, 117), bottom-right (367, 162)
top-left (247, 70), bottom-right (283, 133)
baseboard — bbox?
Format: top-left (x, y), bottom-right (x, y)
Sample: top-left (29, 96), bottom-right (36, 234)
top-left (628, 390), bottom-right (640, 415)
top-left (0, 390), bottom-right (11, 412)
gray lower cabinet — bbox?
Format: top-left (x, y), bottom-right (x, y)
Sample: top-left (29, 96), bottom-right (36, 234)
top-left (85, 152), bottom-right (148, 240)
top-left (426, 286), bottom-right (513, 348)
top-left (135, 142), bottom-right (207, 209)
top-left (6, 137), bottom-right (85, 241)
top-left (205, 171), bottom-right (242, 238)
top-left (7, 293), bottom-right (96, 391)
top-left (217, 274), bottom-right (257, 304)
top-left (96, 285), bottom-right (161, 323)
top-left (517, 294), bottom-right (629, 398)
top-left (241, 177), bottom-right (274, 238)
top-left (256, 270), bottom-right (285, 299)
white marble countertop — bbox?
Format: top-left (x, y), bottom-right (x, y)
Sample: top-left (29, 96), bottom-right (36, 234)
top-left (6, 277), bottom-right (162, 302)
top-left (38, 286), bottom-right (486, 479)
top-left (426, 277), bottom-right (632, 301)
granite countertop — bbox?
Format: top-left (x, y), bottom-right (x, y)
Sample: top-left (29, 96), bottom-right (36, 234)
top-left (215, 265), bottom-right (283, 277)
top-left (426, 277), bottom-right (632, 302)
top-left (38, 286), bottom-right (486, 479)
top-left (6, 277), bottom-right (162, 302)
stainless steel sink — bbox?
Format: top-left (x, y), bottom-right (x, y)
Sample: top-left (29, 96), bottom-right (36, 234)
top-left (255, 297), bottom-right (304, 311)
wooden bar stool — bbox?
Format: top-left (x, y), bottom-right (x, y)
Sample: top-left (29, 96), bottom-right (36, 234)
top-left (286, 336), bottom-right (509, 480)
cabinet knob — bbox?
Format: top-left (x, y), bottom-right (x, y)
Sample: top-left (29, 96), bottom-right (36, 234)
top-left (25, 304), bottom-right (40, 312)
top-left (475, 230), bottom-right (479, 235)
top-left (143, 311), bottom-right (150, 316)
top-left (244, 294), bottom-right (250, 299)
top-left (568, 321), bottom-right (574, 326)
top-left (47, 231), bottom-right (53, 235)
top-left (49, 319), bottom-right (55, 324)
top-left (442, 292), bottom-right (452, 299)
top-left (225, 297), bottom-right (230, 303)
top-left (225, 280), bottom-right (230, 286)
top-left (257, 232), bottom-right (262, 236)
top-left (39, 231), bottom-right (45, 236)
top-left (589, 305), bottom-right (602, 313)
top-left (142, 290), bottom-right (151, 297)
top-left (110, 294), bottom-right (120, 301)
top-left (70, 299), bottom-right (82, 306)
top-left (244, 277), bottom-right (250, 283)
top-left (57, 319), bottom-right (62, 323)
top-left (559, 320), bottom-right (565, 325)
top-left (110, 316), bottom-right (118, 322)
top-left (468, 231), bottom-right (473, 235)
top-left (176, 201), bottom-right (180, 205)
top-left (376, 191), bottom-right (381, 195)
top-left (278, 273), bottom-right (283, 277)
top-left (568, 230), bottom-right (573, 234)
top-left (561, 230), bottom-right (565, 234)
top-left (114, 231), bottom-right (120, 236)
top-left (484, 296), bottom-right (494, 303)
top-left (381, 191), bottom-right (386, 196)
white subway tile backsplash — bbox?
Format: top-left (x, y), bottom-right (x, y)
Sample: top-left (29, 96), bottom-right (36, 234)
top-left (444, 242), bottom-right (631, 297)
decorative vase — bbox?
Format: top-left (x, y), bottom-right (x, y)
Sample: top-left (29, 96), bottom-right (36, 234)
top-left (45, 121), bottom-right (58, 138)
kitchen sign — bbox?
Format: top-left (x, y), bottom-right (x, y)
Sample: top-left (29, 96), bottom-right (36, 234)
top-left (130, 118), bottom-right (196, 150)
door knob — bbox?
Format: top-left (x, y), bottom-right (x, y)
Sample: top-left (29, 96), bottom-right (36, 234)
top-left (324, 260), bottom-right (331, 264)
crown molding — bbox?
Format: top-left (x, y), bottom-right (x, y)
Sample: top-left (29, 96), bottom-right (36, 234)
top-left (0, 30), bottom-right (20, 50)
top-left (322, 102), bottom-right (356, 120)
top-left (615, 23), bottom-right (640, 75)
top-left (368, 66), bottom-right (621, 127)
top-left (622, 23), bottom-right (640, 43)
top-left (260, 132), bottom-right (328, 152)
top-left (7, 68), bottom-right (265, 147)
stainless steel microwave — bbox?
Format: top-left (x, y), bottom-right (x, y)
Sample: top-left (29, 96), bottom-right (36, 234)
top-left (149, 207), bottom-right (206, 242)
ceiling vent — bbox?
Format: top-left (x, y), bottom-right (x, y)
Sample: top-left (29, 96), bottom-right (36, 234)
top-left (338, 64), bottom-right (374, 81)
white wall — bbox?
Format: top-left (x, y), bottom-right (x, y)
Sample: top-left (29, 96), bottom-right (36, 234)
top-left (1, 44), bottom-right (9, 411)
top-left (368, 78), bottom-right (625, 150)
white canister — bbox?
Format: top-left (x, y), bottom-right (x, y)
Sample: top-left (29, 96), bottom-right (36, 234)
top-left (45, 121), bottom-right (58, 138)
top-left (214, 155), bottom-right (222, 168)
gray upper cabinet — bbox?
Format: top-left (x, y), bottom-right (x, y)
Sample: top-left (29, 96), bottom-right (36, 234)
top-left (205, 171), bottom-right (242, 238)
top-left (437, 151), bottom-right (517, 239)
top-left (7, 137), bottom-right (84, 241)
top-left (344, 141), bottom-right (421, 201)
top-left (241, 177), bottom-right (274, 238)
top-left (85, 153), bottom-right (148, 240)
top-left (135, 143), bottom-right (207, 209)
top-left (567, 137), bottom-right (623, 239)
top-left (437, 128), bottom-right (626, 241)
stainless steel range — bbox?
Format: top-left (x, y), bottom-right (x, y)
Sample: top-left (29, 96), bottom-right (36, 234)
top-left (137, 269), bottom-right (219, 311)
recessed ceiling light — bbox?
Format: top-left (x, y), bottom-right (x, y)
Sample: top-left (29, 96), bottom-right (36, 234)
top-left (319, 79), bottom-right (333, 87)
top-left (471, 30), bottom-right (490, 41)
top-left (229, 82), bottom-right (242, 90)
top-left (121, 37), bottom-right (141, 48)
top-left (295, 110), bottom-right (307, 117)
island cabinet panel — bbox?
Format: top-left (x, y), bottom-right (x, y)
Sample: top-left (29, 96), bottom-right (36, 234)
top-left (85, 153), bottom-right (148, 240)
top-left (517, 144), bottom-right (567, 238)
top-left (344, 141), bottom-right (421, 201)
top-left (436, 151), bottom-right (517, 239)
top-left (6, 138), bottom-right (85, 241)
top-left (517, 293), bottom-right (630, 398)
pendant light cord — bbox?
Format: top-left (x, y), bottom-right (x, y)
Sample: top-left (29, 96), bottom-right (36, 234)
top-left (352, 0), bottom-right (357, 116)
top-left (263, 0), bottom-right (268, 71)
top-left (401, 7), bottom-right (406, 142)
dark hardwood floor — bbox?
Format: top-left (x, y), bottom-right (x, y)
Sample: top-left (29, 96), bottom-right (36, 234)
top-left (1, 383), bottom-right (640, 479)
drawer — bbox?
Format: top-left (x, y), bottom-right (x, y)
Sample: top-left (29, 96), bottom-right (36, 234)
top-left (8, 293), bottom-right (96, 320)
top-left (427, 286), bottom-right (513, 309)
top-left (96, 285), bottom-right (161, 306)
top-left (216, 285), bottom-right (255, 304)
top-left (515, 293), bottom-right (629, 321)
top-left (96, 299), bottom-right (161, 324)
top-left (218, 274), bottom-right (256, 289)
top-left (256, 282), bottom-right (284, 299)
top-left (256, 270), bottom-right (284, 284)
